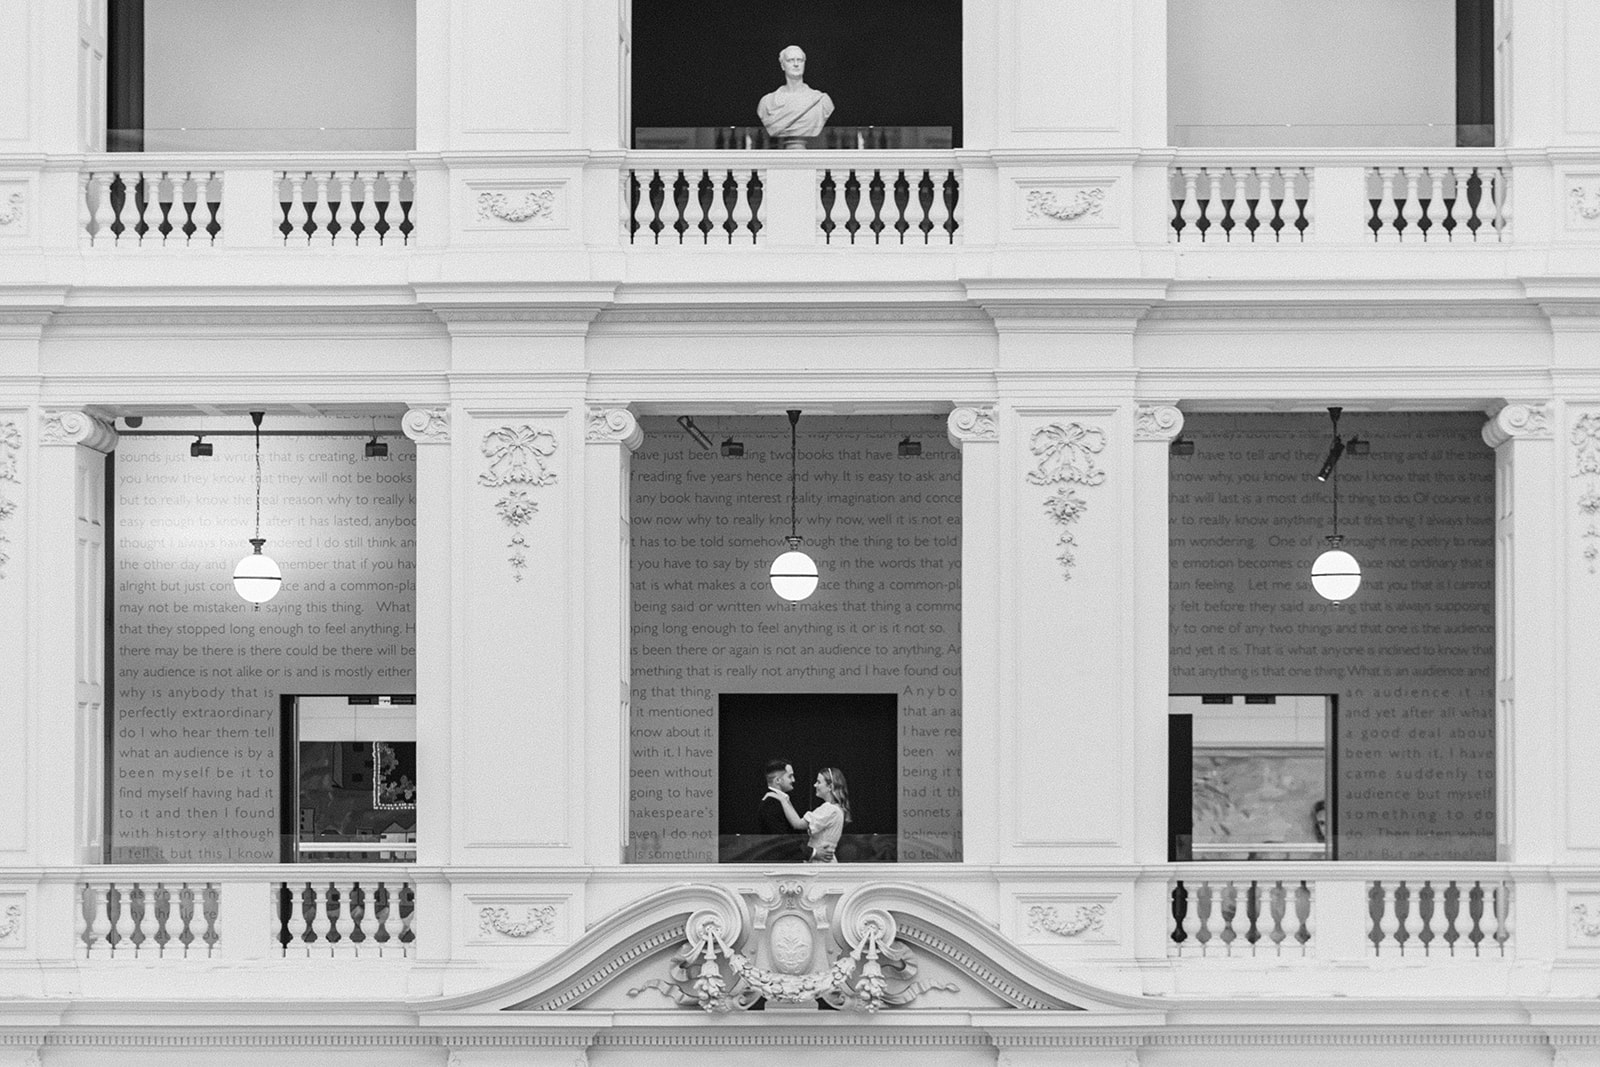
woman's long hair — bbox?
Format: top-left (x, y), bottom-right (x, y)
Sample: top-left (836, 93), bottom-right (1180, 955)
top-left (821, 767), bottom-right (851, 824)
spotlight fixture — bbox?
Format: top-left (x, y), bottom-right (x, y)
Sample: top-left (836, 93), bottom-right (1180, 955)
top-left (720, 436), bottom-right (744, 457)
top-left (676, 415), bottom-right (713, 450)
top-left (769, 409), bottom-right (819, 602)
top-left (1311, 407), bottom-right (1361, 602)
top-left (189, 436), bottom-right (213, 457)
top-left (1170, 435), bottom-right (1195, 457)
top-left (1346, 435), bottom-right (1370, 456)
top-left (232, 411), bottom-right (283, 608)
top-left (365, 435), bottom-right (388, 458)
top-left (898, 436), bottom-right (922, 457)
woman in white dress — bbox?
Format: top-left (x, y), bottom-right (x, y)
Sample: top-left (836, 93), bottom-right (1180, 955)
top-left (802, 767), bottom-right (850, 863)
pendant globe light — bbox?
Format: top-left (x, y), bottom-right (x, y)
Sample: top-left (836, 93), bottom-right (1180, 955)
top-left (232, 410), bottom-right (282, 607)
top-left (769, 409), bottom-right (819, 601)
top-left (1310, 406), bottom-right (1361, 602)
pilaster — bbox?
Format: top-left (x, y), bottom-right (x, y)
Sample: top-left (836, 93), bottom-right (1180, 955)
top-left (583, 407), bottom-right (643, 865)
top-left (1132, 405), bottom-right (1183, 865)
top-left (948, 405), bottom-right (1000, 864)
top-left (1561, 404), bottom-right (1600, 865)
top-left (33, 410), bottom-right (116, 867)
top-left (1481, 402), bottom-right (1556, 864)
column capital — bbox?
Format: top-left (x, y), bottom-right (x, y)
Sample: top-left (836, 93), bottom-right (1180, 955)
top-left (39, 411), bottom-right (116, 452)
top-left (402, 407), bottom-right (450, 444)
top-left (946, 406), bottom-right (997, 448)
top-left (1482, 402), bottom-right (1553, 448)
top-left (1134, 404), bottom-right (1185, 441)
top-left (585, 407), bottom-right (643, 451)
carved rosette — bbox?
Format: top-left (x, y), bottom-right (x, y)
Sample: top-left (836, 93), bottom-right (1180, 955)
top-left (946, 406), bottom-right (997, 448)
top-left (401, 407), bottom-right (449, 444)
top-left (1135, 405), bottom-right (1184, 442)
top-left (1027, 903), bottom-right (1105, 938)
top-left (480, 425), bottom-right (559, 582)
top-left (585, 407), bottom-right (644, 451)
top-left (0, 420), bottom-right (18, 580)
top-left (1027, 422), bottom-right (1107, 580)
top-left (40, 410), bottom-right (118, 452)
top-left (479, 905), bottom-right (557, 939)
top-left (1573, 412), bottom-right (1600, 575)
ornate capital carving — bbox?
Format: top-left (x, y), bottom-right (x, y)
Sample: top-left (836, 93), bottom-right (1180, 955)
top-left (946, 406), bottom-right (997, 448)
top-left (585, 408), bottom-right (644, 451)
top-left (1135, 405), bottom-right (1184, 441)
top-left (1481, 403), bottom-right (1551, 448)
top-left (40, 411), bottom-right (117, 452)
top-left (401, 407), bottom-right (449, 444)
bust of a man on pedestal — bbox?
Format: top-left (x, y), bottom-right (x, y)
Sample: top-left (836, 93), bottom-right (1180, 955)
top-left (757, 45), bottom-right (834, 148)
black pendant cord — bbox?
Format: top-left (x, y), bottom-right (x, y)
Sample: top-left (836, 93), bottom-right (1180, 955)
top-left (787, 408), bottom-right (800, 542)
top-left (1330, 463), bottom-right (1339, 540)
top-left (251, 410), bottom-right (264, 544)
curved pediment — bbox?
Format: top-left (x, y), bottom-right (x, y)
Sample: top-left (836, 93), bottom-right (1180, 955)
top-left (424, 877), bottom-right (1155, 1016)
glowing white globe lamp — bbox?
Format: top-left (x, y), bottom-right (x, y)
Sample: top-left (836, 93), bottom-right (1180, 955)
top-left (770, 537), bottom-right (819, 602)
top-left (234, 538), bottom-right (283, 604)
top-left (1311, 537), bottom-right (1361, 602)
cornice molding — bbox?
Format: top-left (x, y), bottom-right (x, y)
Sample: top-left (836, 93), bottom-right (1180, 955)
top-left (1145, 302), bottom-right (1545, 322)
top-left (47, 309), bottom-right (443, 329)
top-left (594, 307), bottom-right (988, 326)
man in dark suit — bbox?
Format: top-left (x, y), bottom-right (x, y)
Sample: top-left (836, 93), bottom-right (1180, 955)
top-left (757, 758), bottom-right (808, 861)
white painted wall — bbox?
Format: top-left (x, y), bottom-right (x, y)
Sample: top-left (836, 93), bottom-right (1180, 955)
top-left (142, 0), bottom-right (415, 151)
top-left (1167, 0), bottom-right (1456, 146)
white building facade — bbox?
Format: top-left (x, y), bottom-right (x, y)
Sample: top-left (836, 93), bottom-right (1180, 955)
top-left (3, 0), bottom-right (1600, 1062)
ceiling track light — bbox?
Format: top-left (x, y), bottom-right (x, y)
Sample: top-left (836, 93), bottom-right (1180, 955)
top-left (676, 415), bottom-right (713, 451)
top-left (1169, 434), bottom-right (1195, 457)
top-left (769, 409), bottom-right (819, 602)
top-left (232, 411), bottom-right (283, 609)
top-left (189, 436), bottom-right (213, 457)
top-left (898, 435), bottom-right (922, 457)
top-left (720, 436), bottom-right (744, 457)
top-left (1311, 406), bottom-right (1362, 602)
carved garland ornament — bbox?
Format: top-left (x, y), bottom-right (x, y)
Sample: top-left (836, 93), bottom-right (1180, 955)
top-left (1027, 422), bottom-right (1107, 580)
top-left (1027, 903), bottom-right (1105, 938)
top-left (1570, 184), bottom-right (1600, 224)
top-left (477, 190), bottom-right (556, 224)
top-left (0, 421), bottom-right (19, 579)
top-left (0, 192), bottom-right (22, 228)
top-left (1575, 413), bottom-right (1600, 575)
top-left (479, 905), bottom-right (557, 939)
top-left (480, 425), bottom-right (559, 581)
top-left (1573, 903), bottom-right (1600, 939)
top-left (628, 887), bottom-right (954, 1013)
top-left (1025, 187), bottom-right (1105, 223)
top-left (0, 903), bottom-right (19, 941)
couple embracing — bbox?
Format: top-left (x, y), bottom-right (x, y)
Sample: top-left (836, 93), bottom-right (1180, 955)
top-left (758, 759), bottom-right (851, 863)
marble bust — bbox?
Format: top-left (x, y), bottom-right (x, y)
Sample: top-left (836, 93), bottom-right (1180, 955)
top-left (757, 45), bottom-right (835, 148)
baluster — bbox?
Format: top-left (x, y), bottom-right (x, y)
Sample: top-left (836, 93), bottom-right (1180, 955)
top-left (396, 172), bottom-right (415, 243)
top-left (1179, 882), bottom-right (1202, 956)
top-left (372, 172), bottom-right (394, 244)
top-left (157, 173), bottom-right (179, 244)
top-left (349, 883), bottom-right (369, 955)
top-left (1479, 167), bottom-right (1505, 240)
top-left (866, 170), bottom-right (887, 243)
top-left (175, 883), bottom-right (196, 958)
top-left (1438, 879), bottom-right (1461, 955)
top-left (745, 170), bottom-right (764, 241)
top-left (135, 173), bottom-right (159, 244)
top-left (645, 169), bottom-right (667, 243)
top-left (1244, 169), bottom-right (1269, 241)
top-left (176, 173), bottom-right (199, 244)
top-left (1178, 169), bottom-right (1201, 242)
top-left (627, 171), bottom-right (647, 244)
top-left (943, 169), bottom-right (961, 243)
top-left (320, 883), bottom-right (340, 956)
top-left (1397, 881), bottom-right (1420, 955)
top-left (351, 172), bottom-right (374, 245)
top-left (148, 883), bottom-right (171, 956)
top-left (87, 884), bottom-right (112, 958)
top-left (310, 173), bottom-right (333, 244)
top-left (670, 170), bottom-right (691, 243)
top-left (1416, 880), bottom-right (1437, 955)
top-left (1199, 169), bottom-right (1222, 241)
top-left (719, 171), bottom-right (742, 241)
top-left (289, 882), bottom-right (315, 956)
top-left (1296, 880), bottom-right (1313, 954)
top-left (200, 883), bottom-right (220, 957)
top-left (1217, 169), bottom-right (1238, 241)
top-left (1437, 167), bottom-right (1459, 240)
top-left (92, 173), bottom-right (118, 244)
top-left (819, 169), bottom-right (837, 243)
top-left (1492, 880), bottom-right (1512, 955)
top-left (332, 883), bottom-right (356, 955)
top-left (839, 170), bottom-right (860, 243)
top-left (371, 883), bottom-right (392, 955)
top-left (1494, 167), bottom-right (1511, 237)
top-left (1417, 168), bottom-right (1440, 241)
top-left (1467, 880), bottom-right (1487, 955)
top-left (694, 170), bottom-right (716, 242)
top-left (399, 883), bottom-right (416, 954)
top-left (1225, 882), bottom-right (1250, 955)
top-left (916, 169), bottom-right (936, 243)
top-left (1266, 880), bottom-right (1287, 954)
top-left (1199, 883), bottom-right (1225, 955)
top-left (110, 884), bottom-right (135, 957)
top-left (286, 173), bottom-right (309, 244)
top-left (1295, 168), bottom-right (1313, 239)
top-left (1400, 167), bottom-right (1422, 240)
top-left (1374, 168), bottom-right (1399, 240)
top-left (705, 171), bottom-right (730, 243)
top-left (1375, 881), bottom-right (1399, 955)
top-left (891, 169), bottom-right (912, 243)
